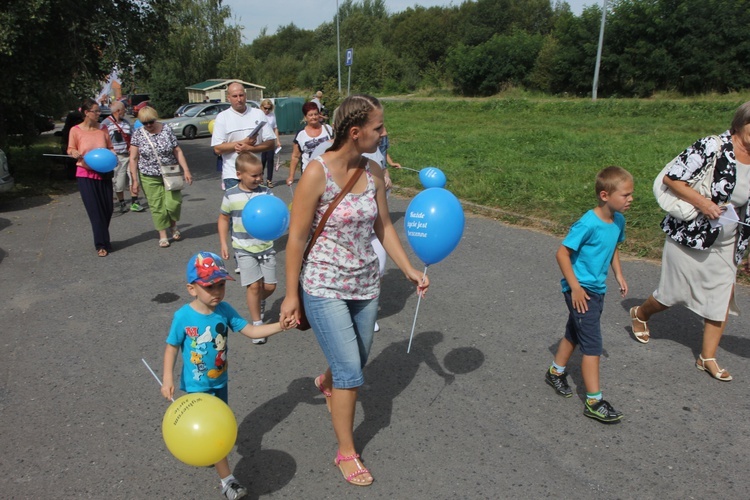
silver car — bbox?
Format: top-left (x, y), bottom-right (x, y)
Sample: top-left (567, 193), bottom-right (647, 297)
top-left (161, 103), bottom-right (230, 139)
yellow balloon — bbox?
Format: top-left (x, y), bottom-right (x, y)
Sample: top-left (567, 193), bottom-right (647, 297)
top-left (162, 393), bottom-right (237, 467)
top-left (208, 119), bottom-right (215, 134)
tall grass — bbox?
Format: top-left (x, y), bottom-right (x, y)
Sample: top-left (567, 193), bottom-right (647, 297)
top-left (384, 97), bottom-right (749, 260)
top-left (1, 135), bottom-right (76, 200)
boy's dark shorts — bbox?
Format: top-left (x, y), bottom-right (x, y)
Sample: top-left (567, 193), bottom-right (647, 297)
top-left (201, 385), bottom-right (228, 404)
top-left (563, 289), bottom-right (604, 356)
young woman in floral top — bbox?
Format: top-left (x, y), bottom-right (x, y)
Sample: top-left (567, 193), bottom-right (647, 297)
top-left (281, 95), bottom-right (429, 487)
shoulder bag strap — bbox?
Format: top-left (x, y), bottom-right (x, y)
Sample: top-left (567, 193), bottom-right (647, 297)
top-left (108, 116), bottom-right (131, 148)
top-left (303, 164), bottom-right (365, 260)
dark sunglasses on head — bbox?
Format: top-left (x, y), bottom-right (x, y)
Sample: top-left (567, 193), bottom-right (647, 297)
top-left (142, 120), bottom-right (156, 125)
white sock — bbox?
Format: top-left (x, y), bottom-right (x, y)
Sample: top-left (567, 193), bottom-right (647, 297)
top-left (220, 474), bottom-right (235, 488)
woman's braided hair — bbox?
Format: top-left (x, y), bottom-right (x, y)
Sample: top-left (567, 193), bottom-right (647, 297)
top-left (328, 94), bottom-right (381, 152)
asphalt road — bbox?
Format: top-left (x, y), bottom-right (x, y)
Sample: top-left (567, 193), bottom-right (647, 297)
top-left (1, 134), bottom-right (750, 499)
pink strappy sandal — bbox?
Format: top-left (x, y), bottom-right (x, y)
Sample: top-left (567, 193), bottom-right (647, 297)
top-left (334, 451), bottom-right (373, 486)
top-left (314, 374), bottom-right (332, 412)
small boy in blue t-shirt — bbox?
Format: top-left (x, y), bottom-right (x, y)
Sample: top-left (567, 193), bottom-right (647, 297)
top-left (545, 166), bottom-right (633, 423)
top-left (161, 251), bottom-right (295, 499)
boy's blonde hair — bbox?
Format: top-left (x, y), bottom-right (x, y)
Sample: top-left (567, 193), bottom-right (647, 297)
top-left (595, 166), bottom-right (632, 197)
top-left (236, 152), bottom-right (262, 173)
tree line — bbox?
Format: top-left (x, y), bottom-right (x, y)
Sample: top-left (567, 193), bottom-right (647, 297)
top-left (244, 0), bottom-right (750, 99)
top-left (2, 0), bottom-right (749, 147)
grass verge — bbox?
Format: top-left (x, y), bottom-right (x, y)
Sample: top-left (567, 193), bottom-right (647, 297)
top-left (385, 97), bottom-right (750, 261)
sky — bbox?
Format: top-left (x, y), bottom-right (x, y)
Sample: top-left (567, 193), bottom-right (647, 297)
top-left (224, 0), bottom-right (593, 44)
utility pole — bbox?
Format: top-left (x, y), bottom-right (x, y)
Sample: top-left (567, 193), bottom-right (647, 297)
top-left (336, 0), bottom-right (342, 93)
top-left (592, 0), bottom-right (608, 101)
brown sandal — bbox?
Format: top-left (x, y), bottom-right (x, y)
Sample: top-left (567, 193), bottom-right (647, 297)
top-left (629, 306), bottom-right (650, 344)
top-left (97, 248), bottom-right (109, 257)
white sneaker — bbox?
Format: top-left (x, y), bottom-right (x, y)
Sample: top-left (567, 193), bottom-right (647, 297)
top-left (252, 338), bottom-right (267, 345)
top-left (374, 321), bottom-right (380, 332)
top-left (222, 481), bottom-right (248, 500)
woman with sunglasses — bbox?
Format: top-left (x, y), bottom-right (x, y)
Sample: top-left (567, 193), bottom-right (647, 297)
top-left (286, 102), bottom-right (334, 187)
top-left (259, 99), bottom-right (281, 187)
top-left (129, 106), bottom-right (193, 248)
top-left (67, 98), bottom-right (116, 257)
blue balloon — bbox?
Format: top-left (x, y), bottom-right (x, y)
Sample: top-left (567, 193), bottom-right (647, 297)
top-left (241, 194), bottom-right (290, 241)
top-left (83, 148), bottom-right (118, 173)
top-left (404, 188), bottom-right (464, 265)
top-left (419, 167), bottom-right (447, 189)
top-left (133, 119), bottom-right (143, 130)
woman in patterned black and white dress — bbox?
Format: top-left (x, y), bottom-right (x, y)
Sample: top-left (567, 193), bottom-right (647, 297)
top-left (630, 101), bottom-right (750, 381)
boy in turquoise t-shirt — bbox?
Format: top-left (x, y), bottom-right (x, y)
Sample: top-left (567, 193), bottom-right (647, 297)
top-left (161, 251), bottom-right (295, 499)
top-left (545, 166), bottom-right (633, 423)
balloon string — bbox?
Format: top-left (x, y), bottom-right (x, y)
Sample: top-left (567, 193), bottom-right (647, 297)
top-left (142, 358), bottom-right (174, 402)
top-left (400, 167), bottom-right (420, 173)
top-left (407, 265), bottom-right (429, 354)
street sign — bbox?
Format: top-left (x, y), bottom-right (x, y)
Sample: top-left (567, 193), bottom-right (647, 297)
top-left (345, 48), bottom-right (353, 67)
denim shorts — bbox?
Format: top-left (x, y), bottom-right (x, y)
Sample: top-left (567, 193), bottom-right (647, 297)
top-left (237, 251), bottom-right (277, 287)
top-left (563, 289), bottom-right (604, 356)
top-left (223, 177), bottom-right (239, 190)
top-left (302, 291), bottom-right (379, 389)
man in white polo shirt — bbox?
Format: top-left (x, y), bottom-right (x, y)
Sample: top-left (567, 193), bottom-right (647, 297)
top-left (211, 82), bottom-right (276, 190)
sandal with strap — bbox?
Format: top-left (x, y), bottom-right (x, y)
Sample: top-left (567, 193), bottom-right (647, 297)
top-left (629, 306), bottom-right (650, 344)
top-left (97, 248), bottom-right (109, 257)
top-left (159, 238), bottom-right (170, 248)
top-left (696, 354), bottom-right (733, 381)
top-left (314, 374), bottom-right (332, 413)
top-left (334, 451), bottom-right (373, 487)
top-left (171, 228), bottom-right (182, 241)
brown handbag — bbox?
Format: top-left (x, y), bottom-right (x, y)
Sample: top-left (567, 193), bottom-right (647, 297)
top-left (296, 166), bottom-right (365, 330)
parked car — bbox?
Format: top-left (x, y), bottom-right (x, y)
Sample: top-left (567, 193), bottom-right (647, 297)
top-left (126, 94), bottom-right (150, 116)
top-left (6, 113), bottom-right (55, 136)
top-left (98, 106), bottom-right (112, 123)
top-left (0, 149), bottom-right (14, 193)
top-left (174, 103), bottom-right (201, 117)
top-left (161, 102), bottom-right (231, 139)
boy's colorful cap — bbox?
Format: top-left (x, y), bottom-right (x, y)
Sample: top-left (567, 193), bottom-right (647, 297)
top-left (186, 251), bottom-right (235, 286)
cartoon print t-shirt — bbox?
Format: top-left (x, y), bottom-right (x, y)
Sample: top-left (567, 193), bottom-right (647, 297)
top-left (166, 302), bottom-right (248, 393)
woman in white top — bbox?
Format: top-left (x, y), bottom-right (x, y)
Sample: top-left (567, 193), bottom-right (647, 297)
top-left (259, 99), bottom-right (281, 187)
top-left (285, 101), bottom-right (333, 186)
top-left (630, 101), bottom-right (750, 381)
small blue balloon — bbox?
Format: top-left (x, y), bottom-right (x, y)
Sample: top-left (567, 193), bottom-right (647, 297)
top-left (241, 194), bottom-right (290, 241)
top-left (404, 188), bottom-right (464, 265)
top-left (83, 148), bottom-right (118, 173)
top-left (133, 119), bottom-right (143, 130)
top-left (419, 167), bottom-right (447, 189)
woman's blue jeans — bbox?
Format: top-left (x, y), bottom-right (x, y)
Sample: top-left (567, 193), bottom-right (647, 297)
top-left (302, 291), bottom-right (379, 389)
